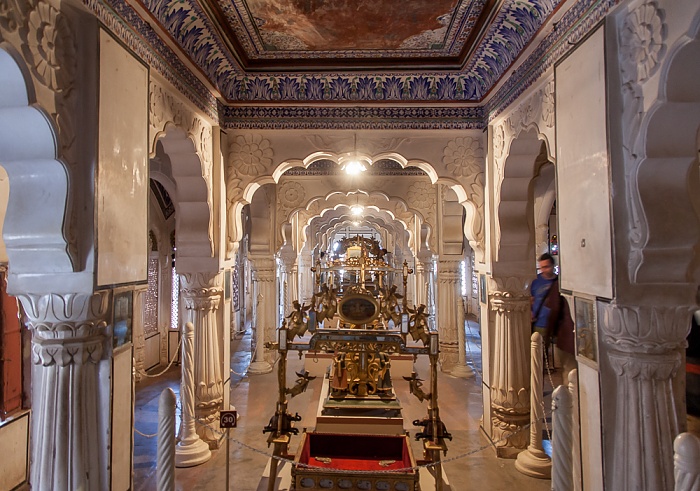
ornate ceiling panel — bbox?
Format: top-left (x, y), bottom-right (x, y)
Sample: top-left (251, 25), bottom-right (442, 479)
top-left (133, 0), bottom-right (563, 102)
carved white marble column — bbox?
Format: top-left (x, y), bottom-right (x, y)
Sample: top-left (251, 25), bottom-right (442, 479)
top-left (297, 251), bottom-right (314, 304)
top-left (414, 257), bottom-right (428, 308)
top-left (436, 259), bottom-right (463, 372)
top-left (132, 286), bottom-right (147, 382)
top-left (278, 249), bottom-right (297, 315)
top-left (249, 256), bottom-right (276, 372)
top-left (489, 285), bottom-right (531, 458)
top-left (515, 332), bottom-right (551, 478)
top-left (599, 303), bottom-right (692, 491)
top-left (175, 321), bottom-right (211, 467)
top-left (180, 272), bottom-right (224, 447)
top-left (20, 292), bottom-right (110, 491)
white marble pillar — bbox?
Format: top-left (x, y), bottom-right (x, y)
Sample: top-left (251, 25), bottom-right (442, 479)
top-left (426, 258), bottom-right (437, 330)
top-left (132, 287), bottom-right (147, 382)
top-left (673, 432), bottom-right (700, 491)
top-left (278, 249), bottom-right (297, 315)
top-left (552, 385), bottom-right (574, 491)
top-left (599, 303), bottom-right (692, 491)
top-left (19, 292), bottom-right (110, 491)
top-left (515, 332), bottom-right (551, 477)
top-left (175, 321), bottom-right (211, 467)
top-left (436, 259), bottom-right (462, 372)
top-left (297, 251), bottom-right (314, 304)
top-left (249, 256), bottom-right (276, 372)
top-left (489, 285), bottom-right (531, 458)
top-left (180, 272), bottom-right (224, 447)
top-left (157, 388), bottom-right (176, 491)
top-left (414, 257), bottom-right (428, 308)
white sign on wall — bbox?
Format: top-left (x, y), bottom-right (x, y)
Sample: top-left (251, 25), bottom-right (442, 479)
top-left (97, 29), bottom-right (148, 286)
top-left (555, 26), bottom-right (613, 299)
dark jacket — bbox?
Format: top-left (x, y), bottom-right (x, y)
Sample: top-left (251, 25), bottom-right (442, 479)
top-left (544, 279), bottom-right (575, 355)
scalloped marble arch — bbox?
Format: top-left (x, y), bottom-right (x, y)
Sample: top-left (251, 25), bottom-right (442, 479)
top-left (271, 151), bottom-right (439, 183)
top-left (314, 212), bottom-right (410, 256)
top-left (228, 152), bottom-right (479, 261)
top-left (0, 45), bottom-right (75, 283)
top-left (295, 192), bottom-right (425, 257)
top-left (631, 32), bottom-right (700, 284)
top-left (151, 125), bottom-right (214, 269)
top-left (493, 125), bottom-right (553, 273)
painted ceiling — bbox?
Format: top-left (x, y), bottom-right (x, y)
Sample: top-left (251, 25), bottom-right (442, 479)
top-left (132, 0), bottom-right (565, 103)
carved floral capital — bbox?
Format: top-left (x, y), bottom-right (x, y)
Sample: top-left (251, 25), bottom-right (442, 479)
top-left (599, 302), bottom-right (693, 354)
top-left (19, 292), bottom-right (110, 367)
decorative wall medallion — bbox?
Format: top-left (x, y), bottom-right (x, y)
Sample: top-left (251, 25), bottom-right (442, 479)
top-left (620, 2), bottom-right (665, 84)
top-left (278, 181), bottom-right (305, 214)
top-left (443, 136), bottom-right (483, 177)
top-left (408, 181), bottom-right (435, 212)
top-left (24, 0), bottom-right (76, 94)
top-left (228, 134), bottom-right (273, 176)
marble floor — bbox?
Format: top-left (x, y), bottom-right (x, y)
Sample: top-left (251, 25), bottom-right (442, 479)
top-left (132, 322), bottom-right (558, 491)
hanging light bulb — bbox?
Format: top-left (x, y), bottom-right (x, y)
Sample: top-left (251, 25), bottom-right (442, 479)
top-left (344, 160), bottom-right (366, 175)
top-left (342, 133), bottom-right (367, 175)
top-left (351, 204), bottom-right (364, 216)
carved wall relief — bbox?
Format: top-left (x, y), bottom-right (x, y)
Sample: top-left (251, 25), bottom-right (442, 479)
top-left (442, 136), bottom-right (485, 258)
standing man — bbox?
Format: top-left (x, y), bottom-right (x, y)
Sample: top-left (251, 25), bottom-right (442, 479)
top-left (530, 253), bottom-right (557, 337)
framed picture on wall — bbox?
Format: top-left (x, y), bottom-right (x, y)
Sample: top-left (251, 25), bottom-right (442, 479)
top-left (224, 268), bottom-right (231, 300)
top-left (574, 295), bottom-right (598, 367)
top-left (113, 290), bottom-right (134, 349)
top-left (479, 274), bottom-right (487, 304)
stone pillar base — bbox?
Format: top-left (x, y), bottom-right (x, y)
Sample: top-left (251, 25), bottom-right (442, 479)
top-left (515, 447), bottom-right (551, 478)
top-left (175, 438), bottom-right (211, 467)
top-left (449, 363), bottom-right (474, 378)
top-left (248, 360), bottom-right (273, 374)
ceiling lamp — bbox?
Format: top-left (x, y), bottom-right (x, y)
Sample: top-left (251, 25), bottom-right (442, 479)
top-left (344, 160), bottom-right (366, 175)
top-left (352, 220), bottom-right (360, 227)
top-left (341, 133), bottom-right (367, 175)
top-left (350, 204), bottom-right (364, 216)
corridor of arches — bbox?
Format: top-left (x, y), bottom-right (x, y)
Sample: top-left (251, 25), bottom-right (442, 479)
top-left (0, 1), bottom-right (699, 490)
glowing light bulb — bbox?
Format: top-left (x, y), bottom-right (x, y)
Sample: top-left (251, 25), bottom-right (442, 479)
top-left (350, 205), bottom-right (364, 216)
top-left (344, 160), bottom-right (366, 175)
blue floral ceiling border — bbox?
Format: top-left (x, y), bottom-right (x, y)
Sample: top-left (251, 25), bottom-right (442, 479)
top-left (84, 0), bottom-right (618, 129)
top-left (137, 0), bottom-right (562, 103)
top-left (485, 0), bottom-right (621, 119)
top-left (85, 0), bottom-right (219, 119)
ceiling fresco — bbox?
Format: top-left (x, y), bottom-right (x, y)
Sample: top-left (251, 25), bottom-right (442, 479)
top-left (223, 0), bottom-right (483, 58)
top-left (135, 0), bottom-right (563, 103)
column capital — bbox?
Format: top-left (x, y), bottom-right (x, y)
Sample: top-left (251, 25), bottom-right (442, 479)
top-left (19, 291), bottom-right (110, 366)
top-left (490, 292), bottom-right (530, 314)
top-left (488, 275), bottom-right (531, 296)
top-left (599, 302), bottom-right (694, 354)
top-left (608, 349), bottom-right (681, 380)
top-left (180, 272), bottom-right (223, 311)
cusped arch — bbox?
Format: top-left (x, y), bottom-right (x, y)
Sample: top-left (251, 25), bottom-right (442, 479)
top-left (0, 45), bottom-right (75, 279)
top-left (494, 126), bottom-right (553, 270)
top-left (299, 195), bottom-right (420, 257)
top-left (153, 126), bottom-right (213, 264)
top-left (633, 33), bottom-right (700, 283)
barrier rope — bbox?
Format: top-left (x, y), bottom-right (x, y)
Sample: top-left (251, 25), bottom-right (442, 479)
top-left (193, 412), bottom-right (548, 474)
top-left (136, 336), bottom-right (182, 378)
